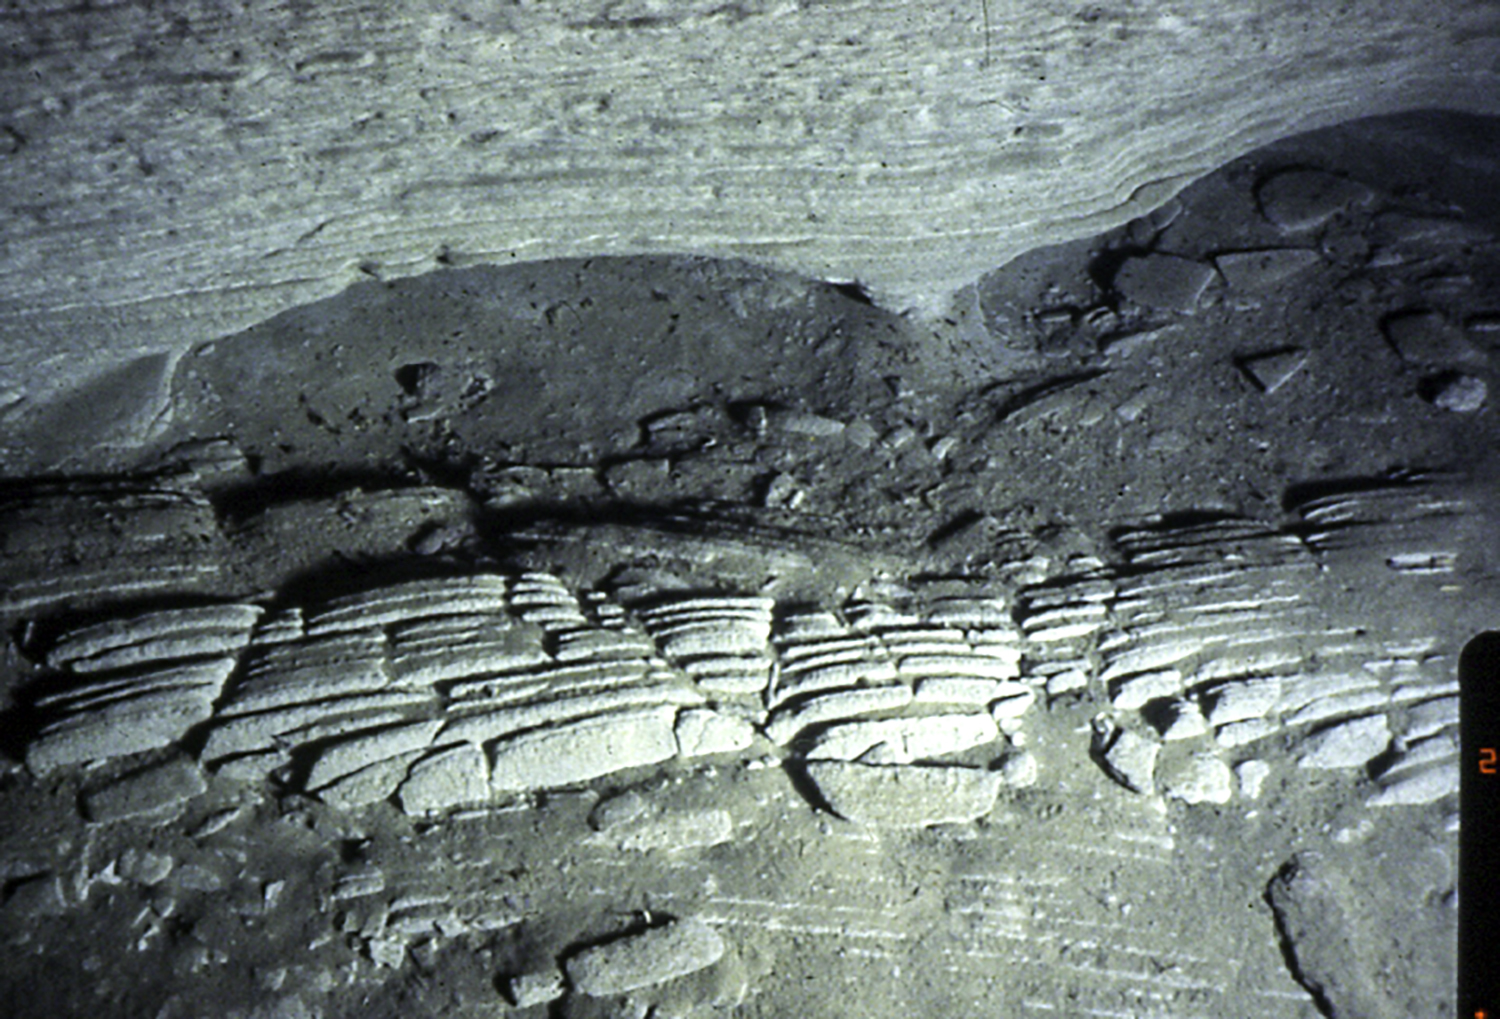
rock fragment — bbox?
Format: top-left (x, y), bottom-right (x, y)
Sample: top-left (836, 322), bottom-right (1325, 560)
top-left (996, 750), bottom-right (1039, 788)
top-left (1297, 714), bottom-right (1391, 769)
top-left (673, 709), bottom-right (756, 758)
top-left (1157, 700), bottom-right (1209, 740)
top-left (763, 684), bottom-right (914, 744)
top-left (803, 713), bottom-right (999, 765)
top-left (81, 755), bottom-right (208, 823)
top-left (1422, 372), bottom-right (1487, 413)
top-left (1109, 254), bottom-right (1216, 313)
top-left (1381, 309), bottom-right (1481, 365)
top-left (1367, 764), bottom-right (1458, 807)
top-left (564, 918), bottom-right (726, 996)
top-left (1108, 670), bottom-right (1183, 711)
top-left (584, 806), bottom-right (734, 853)
top-left (1158, 752), bottom-right (1233, 805)
top-left (508, 969), bottom-right (566, 1007)
top-left (1213, 248), bottom-right (1320, 290)
top-left (46, 604), bottom-right (263, 673)
top-left (1256, 169), bottom-right (1375, 230)
top-left (803, 761), bottom-right (1002, 827)
top-left (396, 742), bottom-right (490, 815)
top-left (26, 658), bottom-right (237, 773)
top-left (1093, 719), bottom-right (1159, 794)
top-left (1236, 759), bottom-right (1272, 799)
top-left (115, 848), bottom-right (174, 885)
top-left (1203, 677), bottom-right (1283, 727)
top-left (488, 706), bottom-right (679, 792)
top-left (1237, 348), bottom-right (1307, 393)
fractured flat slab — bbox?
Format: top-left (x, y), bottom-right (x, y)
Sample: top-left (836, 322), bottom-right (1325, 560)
top-left (564, 918), bottom-right (727, 996)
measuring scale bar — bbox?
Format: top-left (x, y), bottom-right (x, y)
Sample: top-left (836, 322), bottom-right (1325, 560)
top-left (1462, 631), bottom-right (1500, 1018)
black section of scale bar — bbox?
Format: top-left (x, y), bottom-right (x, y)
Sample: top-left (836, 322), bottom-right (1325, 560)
top-left (1461, 631), bottom-right (1500, 1019)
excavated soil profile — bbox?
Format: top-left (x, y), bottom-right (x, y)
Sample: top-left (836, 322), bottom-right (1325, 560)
top-left (1, 110), bottom-right (1496, 1018)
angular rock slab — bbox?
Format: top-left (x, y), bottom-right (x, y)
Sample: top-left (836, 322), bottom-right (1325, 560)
top-left (564, 918), bottom-right (726, 997)
top-left (3, 0), bottom-right (1497, 461)
top-left (803, 761), bottom-right (1003, 828)
top-left (488, 706), bottom-right (680, 793)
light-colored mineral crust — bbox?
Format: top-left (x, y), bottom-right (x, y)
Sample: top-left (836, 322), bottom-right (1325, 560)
top-left (3, 0), bottom-right (1496, 461)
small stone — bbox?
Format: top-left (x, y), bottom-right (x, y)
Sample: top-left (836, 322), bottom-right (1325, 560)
top-left (770, 410), bottom-right (844, 438)
top-left (1237, 348), bottom-right (1307, 394)
top-left (81, 756), bottom-right (208, 823)
top-left (1109, 254), bottom-right (1217, 314)
top-left (1214, 249), bottom-right (1321, 290)
top-left (1367, 765), bottom-right (1458, 807)
top-left (367, 937), bottom-right (407, 969)
top-left (1256, 169), bottom-right (1374, 231)
top-left (843, 418), bottom-right (878, 449)
top-left (1108, 670), bottom-right (1182, 711)
top-left (589, 790), bottom-right (649, 831)
top-left (1094, 719), bottom-right (1159, 794)
top-left (803, 713), bottom-right (999, 765)
top-left (674, 709), bottom-right (756, 758)
top-left (1204, 677), bottom-right (1283, 727)
top-left (1382, 309), bottom-right (1482, 365)
top-left (509, 969), bottom-right (566, 1007)
top-left (1236, 759), bottom-right (1272, 799)
top-left (1215, 718), bottom-right (1278, 748)
top-left (172, 864), bottom-right (225, 892)
top-left (116, 849), bottom-right (174, 885)
top-left (2, 875), bottom-right (69, 918)
top-left (1297, 714), bottom-right (1391, 770)
top-left (1045, 670), bottom-right (1089, 696)
top-left (489, 706), bottom-right (679, 793)
top-left (1422, 372), bottom-right (1487, 413)
top-left (987, 683), bottom-right (1037, 720)
top-left (585, 808), bottom-right (734, 853)
top-left (761, 472), bottom-right (804, 509)
top-left (1158, 752), bottom-right (1233, 805)
top-left (997, 751), bottom-right (1038, 788)
top-left (397, 742), bottom-right (490, 815)
top-left (881, 424), bottom-right (917, 450)
top-left (929, 435), bottom-right (959, 461)
top-left (1157, 700), bottom-right (1209, 741)
top-left (564, 918), bottom-right (726, 996)
top-left (803, 761), bottom-right (1002, 827)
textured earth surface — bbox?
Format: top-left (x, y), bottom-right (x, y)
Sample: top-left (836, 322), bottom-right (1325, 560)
top-left (0, 111), bottom-right (1495, 1018)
